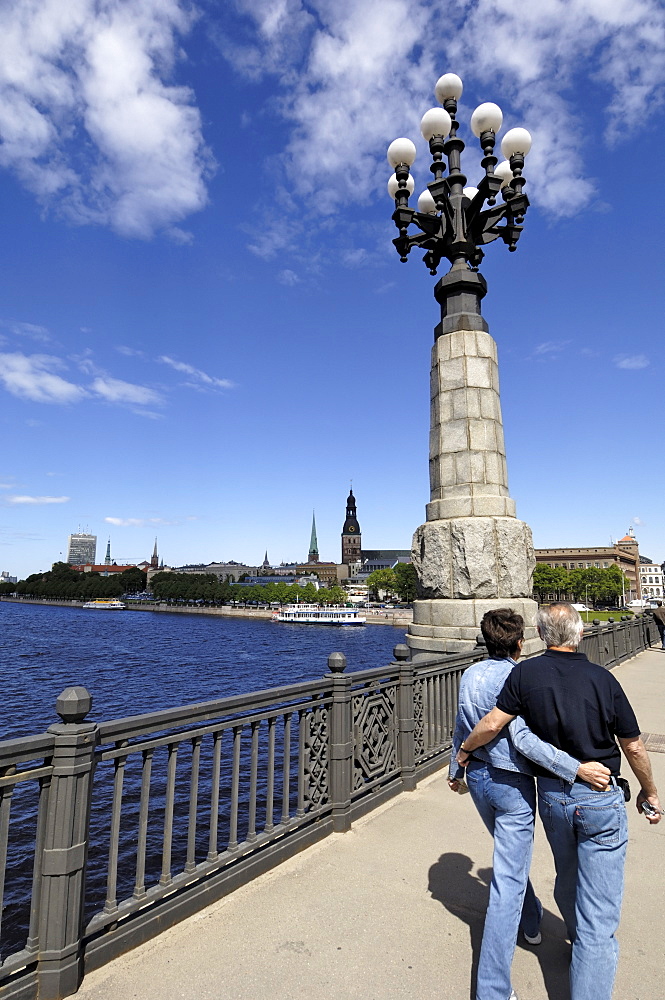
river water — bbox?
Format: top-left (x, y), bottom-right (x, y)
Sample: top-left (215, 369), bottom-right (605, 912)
top-left (1, 601), bottom-right (407, 959)
top-left (1, 601), bottom-right (406, 740)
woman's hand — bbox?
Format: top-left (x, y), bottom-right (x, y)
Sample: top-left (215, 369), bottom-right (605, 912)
top-left (577, 761), bottom-right (611, 789)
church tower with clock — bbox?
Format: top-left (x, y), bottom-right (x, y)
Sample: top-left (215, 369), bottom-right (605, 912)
top-left (341, 488), bottom-right (361, 567)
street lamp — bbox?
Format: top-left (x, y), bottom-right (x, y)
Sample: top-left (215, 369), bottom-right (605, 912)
top-left (387, 73), bottom-right (532, 274)
top-left (386, 74), bottom-right (540, 660)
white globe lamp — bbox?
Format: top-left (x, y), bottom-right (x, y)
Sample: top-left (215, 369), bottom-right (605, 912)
top-left (387, 138), bottom-right (417, 168)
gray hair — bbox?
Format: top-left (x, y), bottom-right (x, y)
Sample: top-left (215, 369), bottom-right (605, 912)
top-left (536, 603), bottom-right (584, 649)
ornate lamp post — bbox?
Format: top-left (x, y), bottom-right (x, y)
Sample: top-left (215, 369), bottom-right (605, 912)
top-left (387, 73), bottom-right (541, 659)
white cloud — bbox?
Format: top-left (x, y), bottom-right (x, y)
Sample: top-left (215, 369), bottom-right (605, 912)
top-left (245, 213), bottom-right (303, 260)
top-left (0, 352), bottom-right (87, 403)
top-left (278, 268), bottom-right (300, 285)
top-left (166, 226), bottom-right (194, 245)
top-left (0, 0), bottom-right (213, 238)
top-left (158, 355), bottom-right (235, 390)
top-left (633, 516), bottom-right (645, 526)
top-left (0, 349), bottom-right (167, 413)
top-left (218, 0), bottom-right (665, 221)
top-left (105, 515), bottom-right (176, 526)
top-left (115, 345), bottom-right (145, 357)
top-left (91, 376), bottom-right (164, 406)
top-left (614, 354), bottom-right (650, 370)
top-left (532, 340), bottom-right (571, 358)
top-left (342, 248), bottom-right (369, 267)
top-left (3, 320), bottom-right (52, 343)
top-left (72, 349), bottom-right (102, 377)
top-left (6, 494), bottom-right (70, 504)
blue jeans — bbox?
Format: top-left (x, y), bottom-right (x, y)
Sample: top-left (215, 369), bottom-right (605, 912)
top-left (466, 762), bottom-right (541, 1000)
top-left (537, 777), bottom-right (628, 1000)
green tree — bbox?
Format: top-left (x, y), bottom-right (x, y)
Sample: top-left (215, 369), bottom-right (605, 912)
top-left (600, 564), bottom-right (629, 605)
top-left (316, 586), bottom-right (347, 605)
top-left (261, 583), bottom-right (278, 604)
top-left (298, 582), bottom-right (319, 603)
top-left (584, 567), bottom-right (605, 607)
top-left (567, 569), bottom-right (588, 601)
top-left (393, 562), bottom-right (418, 602)
top-left (50, 561), bottom-right (80, 581)
top-left (270, 582), bottom-right (291, 605)
top-left (532, 564), bottom-right (558, 602)
top-left (215, 579), bottom-right (233, 604)
top-left (551, 567), bottom-right (570, 601)
top-left (119, 567), bottom-right (147, 593)
top-left (366, 568), bottom-right (398, 599)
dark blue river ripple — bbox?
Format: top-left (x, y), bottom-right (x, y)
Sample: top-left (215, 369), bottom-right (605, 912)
top-left (1, 602), bottom-right (406, 959)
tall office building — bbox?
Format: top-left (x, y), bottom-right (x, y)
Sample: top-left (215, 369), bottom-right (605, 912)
top-left (67, 532), bottom-right (97, 565)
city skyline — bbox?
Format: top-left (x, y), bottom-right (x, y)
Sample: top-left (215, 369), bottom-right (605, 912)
top-left (1, 1), bottom-right (664, 579)
top-left (34, 489), bottom-right (382, 573)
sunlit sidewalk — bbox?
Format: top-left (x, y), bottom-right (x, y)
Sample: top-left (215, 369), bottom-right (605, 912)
top-left (75, 646), bottom-right (665, 1000)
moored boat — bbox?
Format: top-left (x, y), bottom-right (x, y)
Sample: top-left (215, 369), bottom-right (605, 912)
top-left (272, 603), bottom-right (365, 625)
top-left (82, 599), bottom-right (126, 610)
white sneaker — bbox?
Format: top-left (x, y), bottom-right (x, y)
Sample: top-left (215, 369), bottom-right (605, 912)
top-left (524, 929), bottom-right (542, 945)
top-left (509, 991), bottom-right (519, 1000)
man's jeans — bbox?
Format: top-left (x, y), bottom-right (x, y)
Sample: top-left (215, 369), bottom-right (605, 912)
top-left (537, 777), bottom-right (628, 1000)
top-left (466, 762), bottom-right (541, 1000)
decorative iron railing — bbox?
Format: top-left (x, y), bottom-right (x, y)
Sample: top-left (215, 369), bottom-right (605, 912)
top-left (0, 615), bottom-right (656, 1000)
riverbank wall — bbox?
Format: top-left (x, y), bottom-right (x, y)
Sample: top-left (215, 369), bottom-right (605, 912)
top-left (0, 597), bottom-right (413, 627)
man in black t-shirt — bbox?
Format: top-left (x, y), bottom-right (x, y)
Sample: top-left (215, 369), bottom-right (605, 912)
top-left (457, 603), bottom-right (661, 1000)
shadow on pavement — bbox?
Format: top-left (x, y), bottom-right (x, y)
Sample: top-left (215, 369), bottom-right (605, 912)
top-left (427, 852), bottom-right (572, 1000)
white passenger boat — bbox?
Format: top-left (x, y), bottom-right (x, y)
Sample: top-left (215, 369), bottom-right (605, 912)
top-left (272, 604), bottom-right (366, 625)
top-left (82, 599), bottom-right (126, 610)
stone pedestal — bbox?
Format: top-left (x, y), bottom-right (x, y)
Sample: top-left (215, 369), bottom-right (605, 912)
top-left (406, 261), bottom-right (541, 660)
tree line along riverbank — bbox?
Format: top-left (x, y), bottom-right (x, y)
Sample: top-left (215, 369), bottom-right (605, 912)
top-left (1, 563), bottom-right (419, 607)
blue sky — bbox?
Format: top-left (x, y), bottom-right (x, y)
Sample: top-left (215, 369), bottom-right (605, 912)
top-left (1, 0), bottom-right (664, 579)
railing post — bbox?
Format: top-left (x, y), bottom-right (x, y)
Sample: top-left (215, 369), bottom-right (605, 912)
top-left (37, 687), bottom-right (98, 1000)
top-left (588, 620), bottom-right (601, 666)
top-left (608, 618), bottom-right (617, 666)
top-left (327, 653), bottom-right (353, 833)
top-left (394, 644), bottom-right (416, 792)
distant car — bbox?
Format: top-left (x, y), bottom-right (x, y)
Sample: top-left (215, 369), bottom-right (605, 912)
top-left (572, 603), bottom-right (590, 612)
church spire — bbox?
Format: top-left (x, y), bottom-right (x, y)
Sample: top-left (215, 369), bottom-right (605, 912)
top-left (151, 538), bottom-right (159, 569)
top-left (262, 550), bottom-right (270, 568)
top-left (104, 538), bottom-right (111, 565)
top-left (308, 511), bottom-right (319, 563)
top-left (341, 486), bottom-right (361, 566)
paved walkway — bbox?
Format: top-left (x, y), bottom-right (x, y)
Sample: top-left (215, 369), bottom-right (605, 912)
top-left (76, 647), bottom-right (665, 1000)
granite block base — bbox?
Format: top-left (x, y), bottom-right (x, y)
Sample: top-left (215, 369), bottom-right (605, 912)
top-left (406, 597), bottom-right (543, 660)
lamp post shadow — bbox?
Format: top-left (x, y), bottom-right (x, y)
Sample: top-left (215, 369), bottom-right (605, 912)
top-left (427, 852), bottom-right (572, 1000)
